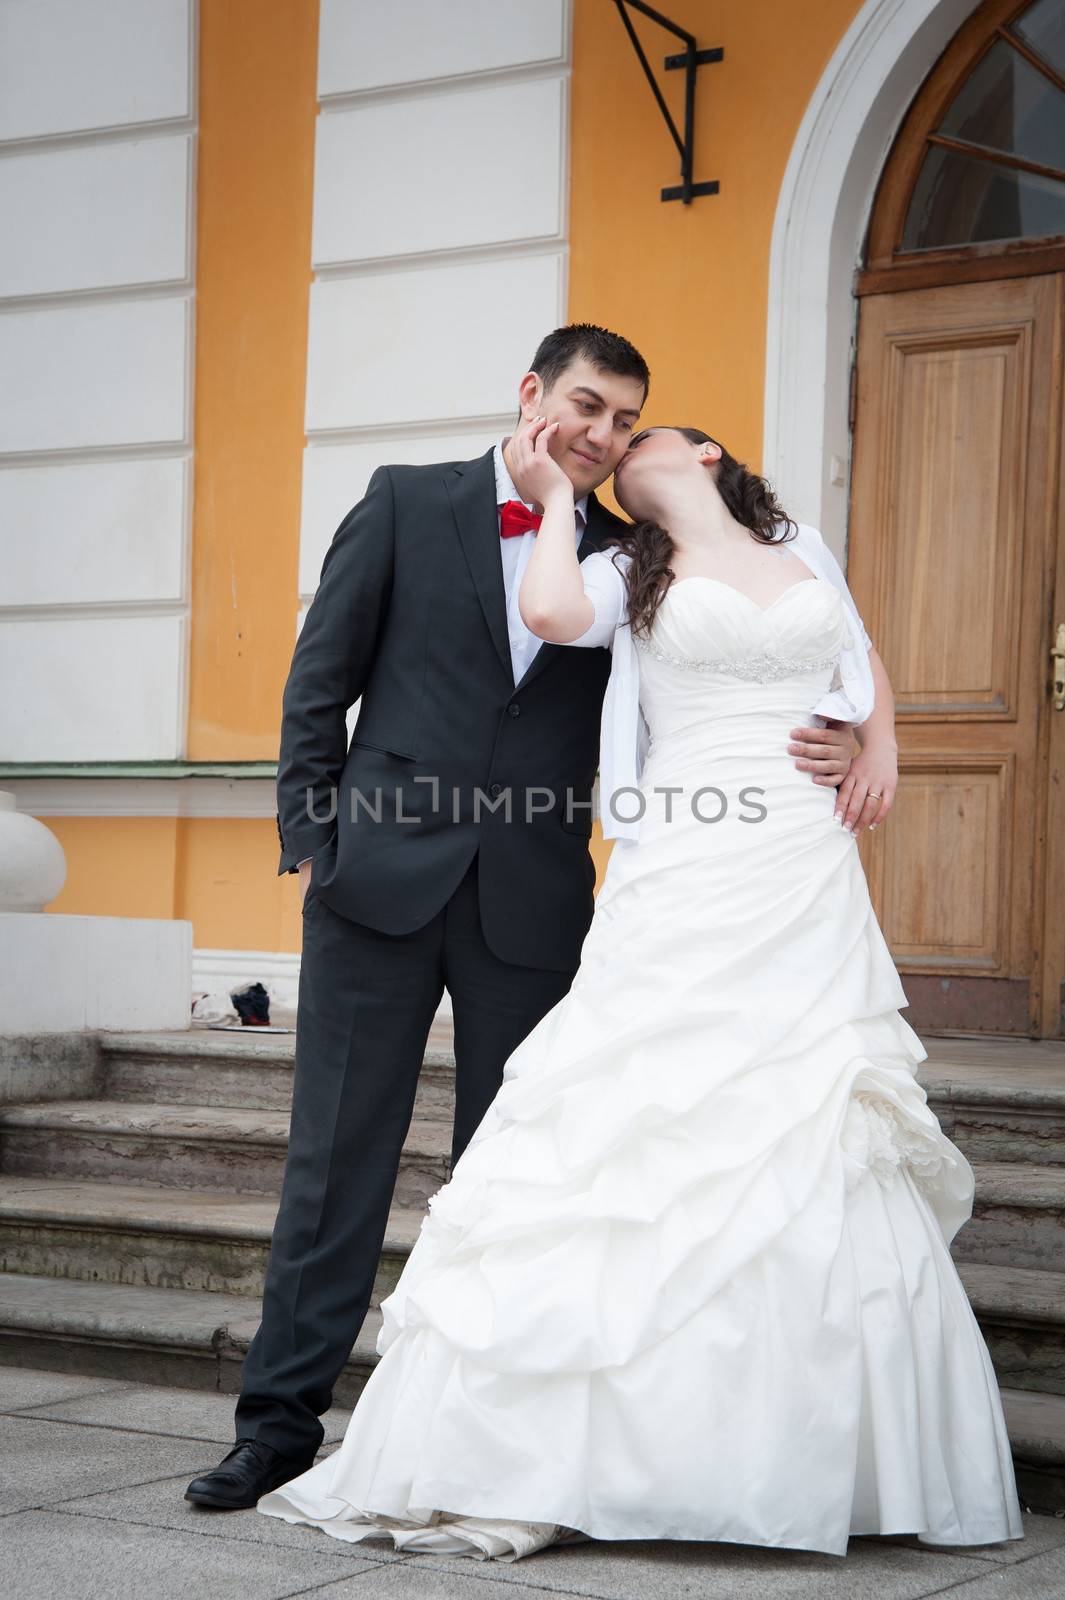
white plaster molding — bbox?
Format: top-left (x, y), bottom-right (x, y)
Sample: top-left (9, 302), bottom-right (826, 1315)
top-left (0, 0), bottom-right (197, 764)
top-left (194, 947), bottom-right (302, 1010)
top-left (305, 255), bottom-right (564, 435)
top-left (312, 234), bottom-right (569, 283)
top-left (0, 441), bottom-right (193, 468)
top-left (0, 602), bottom-right (190, 624)
top-left (317, 0), bottom-right (567, 102)
top-left (313, 77), bottom-right (566, 271)
top-left (0, 911), bottom-right (192, 1032)
top-left (0, 0), bottom-right (195, 145)
top-left (296, 0), bottom-right (572, 704)
top-left (0, 456), bottom-right (190, 610)
top-left (0, 135), bottom-right (194, 302)
top-left (0, 295), bottom-right (193, 456)
top-left (319, 58), bottom-right (571, 114)
top-left (300, 427), bottom-right (503, 594)
top-left (0, 116), bottom-right (195, 158)
top-left (0, 614), bottom-right (189, 762)
top-left (0, 0), bottom-right (192, 144)
top-left (763, 0), bottom-right (977, 559)
top-left (305, 413), bottom-right (515, 447)
top-left (4, 777), bottom-right (279, 819)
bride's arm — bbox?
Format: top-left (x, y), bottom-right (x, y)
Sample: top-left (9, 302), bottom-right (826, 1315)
top-left (856, 649), bottom-right (896, 752)
top-left (794, 523), bottom-right (898, 833)
top-left (839, 650), bottom-right (898, 833)
top-left (512, 419), bottom-right (598, 642)
top-left (817, 533), bottom-right (899, 827)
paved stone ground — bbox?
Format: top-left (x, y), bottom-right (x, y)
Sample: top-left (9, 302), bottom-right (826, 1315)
top-left (2, 1366), bottom-right (1064, 1600)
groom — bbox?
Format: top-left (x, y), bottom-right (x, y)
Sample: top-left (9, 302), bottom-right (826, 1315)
top-left (185, 323), bottom-right (857, 1508)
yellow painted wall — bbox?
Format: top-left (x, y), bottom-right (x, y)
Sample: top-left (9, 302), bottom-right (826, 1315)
top-left (44, 816), bottom-right (302, 954)
top-left (173, 819), bottom-right (303, 954)
top-left (187, 0), bottom-right (319, 759)
top-left (46, 818), bottom-right (181, 921)
top-left (42, 0), bottom-right (320, 952)
top-left (48, 0), bottom-right (871, 947)
top-left (573, 0), bottom-right (865, 884)
top-left (569, 0), bottom-right (863, 480)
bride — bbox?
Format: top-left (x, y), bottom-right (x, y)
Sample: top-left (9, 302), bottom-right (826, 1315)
top-left (258, 421), bottom-right (1024, 1561)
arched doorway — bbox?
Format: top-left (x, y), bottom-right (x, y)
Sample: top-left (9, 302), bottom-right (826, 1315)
top-left (849, 0), bottom-right (1065, 1037)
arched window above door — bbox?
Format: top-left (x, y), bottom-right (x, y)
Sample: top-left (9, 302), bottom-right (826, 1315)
top-left (863, 0), bottom-right (1065, 291)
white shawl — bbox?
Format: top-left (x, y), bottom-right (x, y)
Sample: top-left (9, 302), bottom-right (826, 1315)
top-left (569, 523), bottom-right (876, 844)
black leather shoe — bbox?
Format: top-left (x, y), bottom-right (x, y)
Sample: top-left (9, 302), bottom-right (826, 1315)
top-left (184, 1438), bottom-right (316, 1510)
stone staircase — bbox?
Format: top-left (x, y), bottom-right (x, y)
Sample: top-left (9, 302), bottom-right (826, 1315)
top-left (0, 1026), bottom-right (1063, 1514)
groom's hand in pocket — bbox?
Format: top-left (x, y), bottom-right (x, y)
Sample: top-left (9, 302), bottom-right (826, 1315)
top-left (297, 859), bottom-right (312, 907)
top-left (787, 721), bottom-right (854, 788)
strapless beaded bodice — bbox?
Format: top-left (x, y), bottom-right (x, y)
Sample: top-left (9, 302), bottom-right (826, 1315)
top-left (634, 575), bottom-right (853, 746)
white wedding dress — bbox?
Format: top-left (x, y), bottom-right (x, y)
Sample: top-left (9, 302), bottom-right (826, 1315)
top-left (258, 573), bottom-right (1024, 1560)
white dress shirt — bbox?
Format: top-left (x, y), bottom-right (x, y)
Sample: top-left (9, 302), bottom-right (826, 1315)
top-left (564, 523), bottom-right (877, 845)
top-left (494, 438), bottom-right (589, 686)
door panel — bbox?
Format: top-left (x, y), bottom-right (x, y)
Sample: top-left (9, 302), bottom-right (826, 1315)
top-left (849, 274), bottom-right (1064, 1035)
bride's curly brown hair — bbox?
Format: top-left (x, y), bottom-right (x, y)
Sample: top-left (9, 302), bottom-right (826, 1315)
top-left (602, 428), bottom-right (798, 640)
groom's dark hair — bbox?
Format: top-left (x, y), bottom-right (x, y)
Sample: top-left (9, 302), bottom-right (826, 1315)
top-left (530, 323), bottom-right (650, 401)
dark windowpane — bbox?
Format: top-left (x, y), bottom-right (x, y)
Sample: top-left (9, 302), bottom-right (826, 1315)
top-left (902, 144), bottom-right (1065, 249)
top-left (1013, 0), bottom-right (1065, 80)
top-left (938, 37), bottom-right (1065, 171)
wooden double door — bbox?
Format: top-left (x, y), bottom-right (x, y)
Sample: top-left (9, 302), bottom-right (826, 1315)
top-left (850, 273), bottom-right (1065, 1037)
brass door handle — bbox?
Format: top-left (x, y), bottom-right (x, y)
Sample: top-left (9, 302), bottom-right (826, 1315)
top-left (1053, 622), bottom-right (1065, 711)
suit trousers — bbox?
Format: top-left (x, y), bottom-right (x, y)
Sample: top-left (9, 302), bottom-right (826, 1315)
top-left (234, 850), bottom-right (576, 1458)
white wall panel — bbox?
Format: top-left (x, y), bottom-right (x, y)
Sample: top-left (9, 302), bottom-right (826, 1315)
top-left (0, 138), bottom-right (192, 300)
top-left (0, 298), bottom-right (190, 454)
top-left (0, 458), bottom-right (188, 606)
top-left (0, 0), bottom-right (196, 767)
top-left (0, 0), bottom-right (192, 142)
top-left (318, 0), bottom-right (565, 97)
top-left (299, 430), bottom-right (499, 594)
top-left (305, 254), bottom-right (561, 433)
top-left (313, 79), bottom-right (563, 265)
top-left (0, 615), bottom-right (186, 759)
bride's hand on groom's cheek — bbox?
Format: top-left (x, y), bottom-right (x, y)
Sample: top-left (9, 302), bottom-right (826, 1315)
top-left (509, 416), bottom-right (571, 506)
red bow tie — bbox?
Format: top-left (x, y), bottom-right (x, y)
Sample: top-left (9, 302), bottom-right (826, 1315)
top-left (499, 500), bottom-right (543, 539)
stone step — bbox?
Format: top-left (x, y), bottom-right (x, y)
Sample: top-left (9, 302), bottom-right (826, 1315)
top-left (93, 1033), bottom-right (1065, 1168)
top-left (6, 1093), bottom-right (1059, 1269)
top-left (99, 1028), bottom-right (456, 1120)
top-left (3, 1177), bottom-right (1062, 1395)
top-left (920, 1037), bottom-right (1065, 1166)
top-left (95, 1031), bottom-right (1065, 1164)
top-left (1000, 1386), bottom-right (1065, 1515)
top-left (0, 1178), bottom-right (420, 1304)
top-left (951, 1162), bottom-right (1065, 1271)
top-left (957, 1261), bottom-right (1065, 1396)
top-left (1, 1273), bottom-right (1061, 1512)
top-left (0, 1273), bottom-right (381, 1408)
top-left (0, 1099), bottom-right (452, 1207)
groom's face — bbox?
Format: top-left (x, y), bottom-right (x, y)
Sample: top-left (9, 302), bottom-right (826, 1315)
top-left (524, 357), bottom-right (646, 497)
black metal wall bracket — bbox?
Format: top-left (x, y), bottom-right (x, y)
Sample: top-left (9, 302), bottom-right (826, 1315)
top-left (613, 0), bottom-right (723, 204)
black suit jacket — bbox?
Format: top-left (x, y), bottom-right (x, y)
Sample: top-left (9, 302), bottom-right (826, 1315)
top-left (276, 446), bottom-right (626, 971)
